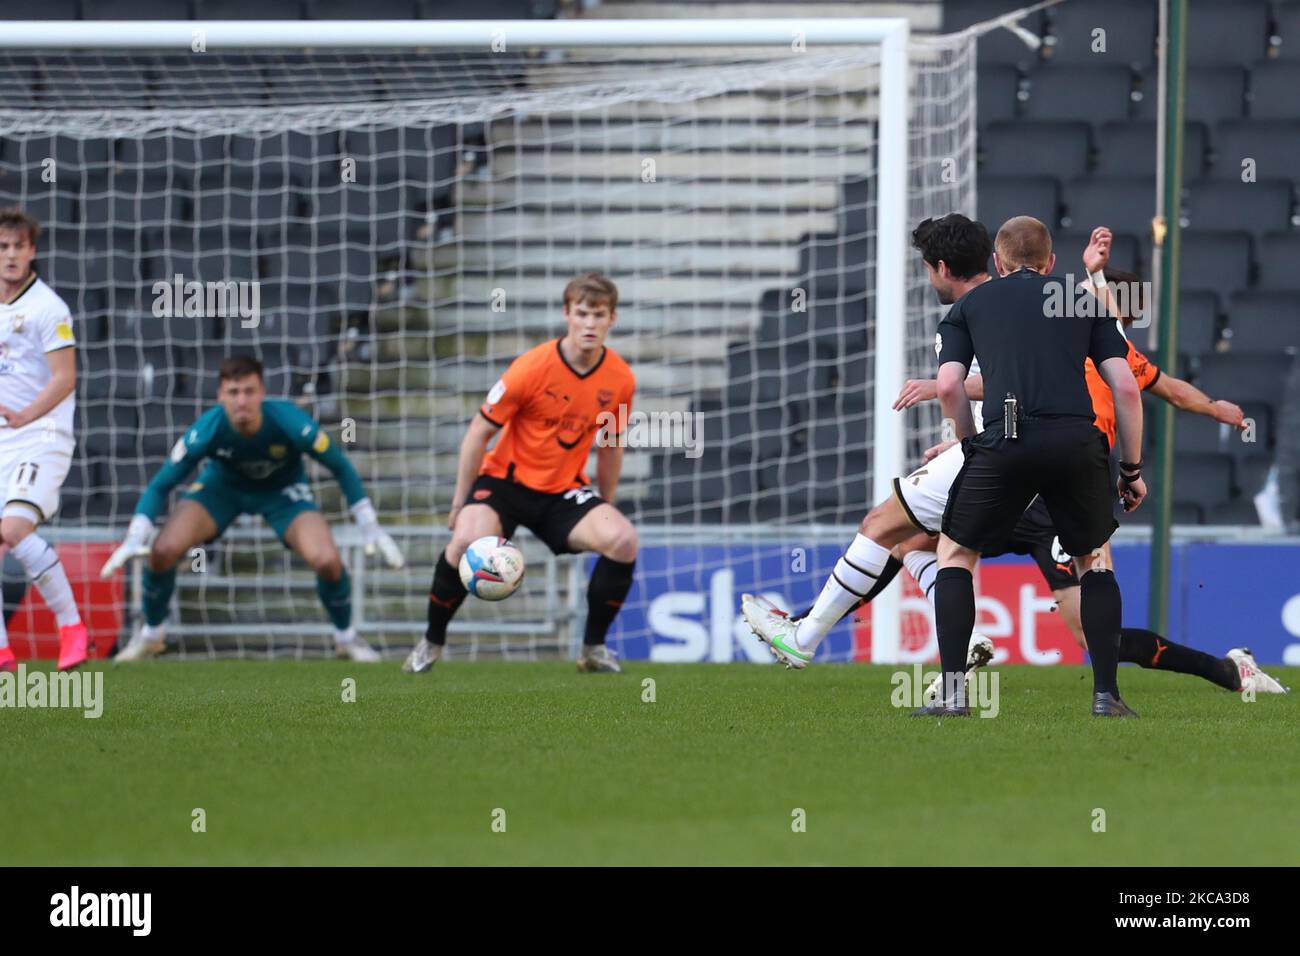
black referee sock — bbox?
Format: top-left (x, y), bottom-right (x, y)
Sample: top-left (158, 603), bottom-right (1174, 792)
top-left (792, 555), bottom-right (903, 622)
top-left (584, 556), bottom-right (636, 646)
top-left (425, 552), bottom-right (468, 647)
top-left (1118, 627), bottom-right (1240, 691)
top-left (1080, 569), bottom-right (1122, 697)
top-left (934, 567), bottom-right (975, 702)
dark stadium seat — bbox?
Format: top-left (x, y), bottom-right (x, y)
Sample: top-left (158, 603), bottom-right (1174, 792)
top-left (229, 132), bottom-right (344, 184)
top-left (1050, 231), bottom-right (1141, 278)
top-left (0, 179), bottom-right (75, 230)
top-left (1094, 121), bottom-right (1207, 178)
top-left (1060, 177), bottom-right (1153, 235)
top-left (37, 56), bottom-right (152, 110)
top-left (976, 65), bottom-right (1022, 127)
top-left (120, 133), bottom-right (226, 173)
top-left (0, 136), bottom-right (114, 184)
top-left (1275, 2), bottom-right (1300, 61)
top-left (1254, 232), bottom-right (1300, 290)
top-left (4, 0), bottom-right (79, 17)
top-left (1186, 0), bottom-right (1270, 67)
top-left (943, 1), bottom-right (1044, 69)
top-left (1194, 353), bottom-right (1292, 409)
top-left (1022, 66), bottom-right (1134, 126)
top-left (726, 342), bottom-right (812, 406)
top-left (308, 183), bottom-right (413, 247)
top-left (190, 170), bottom-right (307, 229)
top-left (1174, 413), bottom-right (1235, 455)
top-left (144, 229), bottom-right (258, 285)
top-left (1178, 231), bottom-right (1251, 295)
top-left (1234, 454), bottom-right (1272, 499)
top-left (1169, 290), bottom-right (1223, 358)
top-left (1247, 62), bottom-right (1300, 121)
top-left (1136, 67), bottom-right (1246, 126)
top-left (148, 55), bottom-right (269, 108)
top-left (1173, 452), bottom-right (1234, 509)
top-left (194, 0), bottom-right (307, 16)
top-left (1223, 292), bottom-right (1300, 354)
top-left (797, 235), bottom-right (870, 295)
top-left (417, 0), bottom-right (542, 18)
top-left (977, 176), bottom-right (1059, 234)
top-left (81, 0), bottom-right (194, 17)
top-left (1184, 180), bottom-right (1294, 235)
top-left (980, 121), bottom-right (1091, 180)
top-left (310, 0), bottom-right (419, 16)
top-left (1043, 0), bottom-right (1156, 67)
top-left (1210, 121), bottom-right (1300, 183)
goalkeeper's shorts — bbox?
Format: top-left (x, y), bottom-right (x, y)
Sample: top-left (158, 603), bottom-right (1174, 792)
top-left (182, 466), bottom-right (319, 543)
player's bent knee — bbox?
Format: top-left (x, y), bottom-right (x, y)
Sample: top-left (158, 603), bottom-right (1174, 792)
top-left (607, 524), bottom-right (638, 562)
top-left (149, 539), bottom-right (183, 572)
top-left (0, 518), bottom-right (34, 549)
top-left (312, 552), bottom-right (343, 581)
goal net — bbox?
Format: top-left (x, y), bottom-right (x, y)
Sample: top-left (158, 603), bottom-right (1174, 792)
top-left (0, 21), bottom-right (974, 662)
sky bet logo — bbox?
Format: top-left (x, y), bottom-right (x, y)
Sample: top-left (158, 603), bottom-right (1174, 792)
top-left (49, 886), bottom-right (151, 936)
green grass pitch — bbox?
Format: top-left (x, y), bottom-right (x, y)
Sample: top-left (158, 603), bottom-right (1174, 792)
top-left (4, 660), bottom-right (1298, 866)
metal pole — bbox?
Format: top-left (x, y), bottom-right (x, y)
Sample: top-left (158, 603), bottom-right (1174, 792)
top-left (1149, 0), bottom-right (1188, 636)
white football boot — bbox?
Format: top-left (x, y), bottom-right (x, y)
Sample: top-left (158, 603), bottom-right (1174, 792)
top-left (1227, 647), bottom-right (1290, 695)
top-left (114, 624), bottom-right (167, 663)
top-left (577, 643), bottom-right (621, 673)
top-left (402, 638), bottom-right (443, 673)
top-left (923, 632), bottom-right (995, 704)
top-left (741, 593), bottom-right (814, 668)
top-left (334, 628), bottom-right (382, 663)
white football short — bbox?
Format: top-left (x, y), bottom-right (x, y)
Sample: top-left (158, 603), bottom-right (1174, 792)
top-left (0, 426), bottom-right (75, 522)
top-left (891, 440), bottom-right (965, 535)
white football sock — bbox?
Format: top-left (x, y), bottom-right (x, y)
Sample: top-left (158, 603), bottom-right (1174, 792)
top-left (141, 622), bottom-right (165, 642)
top-left (0, 604), bottom-right (8, 649)
top-left (335, 626), bottom-right (357, 645)
top-left (798, 533), bottom-right (892, 651)
top-left (12, 534), bottom-right (81, 628)
top-left (903, 549), bottom-right (941, 609)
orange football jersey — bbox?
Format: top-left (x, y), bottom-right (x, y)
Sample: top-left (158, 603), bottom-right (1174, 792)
top-left (1084, 338), bottom-right (1161, 448)
top-left (479, 338), bottom-right (636, 493)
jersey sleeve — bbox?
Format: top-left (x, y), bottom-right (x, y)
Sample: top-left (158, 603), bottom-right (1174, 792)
top-left (275, 402), bottom-right (368, 507)
top-left (1126, 341), bottom-right (1162, 390)
top-left (935, 299), bottom-right (975, 371)
top-left (479, 353), bottom-right (536, 428)
top-left (1088, 315), bottom-right (1129, 366)
top-left (38, 300), bottom-right (76, 353)
top-left (135, 410), bottom-right (217, 520)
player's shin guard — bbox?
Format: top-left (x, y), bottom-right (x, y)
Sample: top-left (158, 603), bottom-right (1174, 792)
top-left (934, 567), bottom-right (975, 704)
top-left (12, 534), bottom-right (81, 627)
top-left (316, 567), bottom-right (352, 631)
top-left (426, 552), bottom-right (467, 647)
top-left (141, 565), bottom-right (176, 628)
top-left (1119, 626), bottom-right (1238, 691)
top-left (1080, 569), bottom-right (1122, 697)
top-left (585, 556), bottom-right (636, 645)
top-left (800, 534), bottom-right (892, 653)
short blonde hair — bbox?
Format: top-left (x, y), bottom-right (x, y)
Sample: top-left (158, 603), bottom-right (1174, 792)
top-left (563, 272), bottom-right (619, 311)
top-left (994, 216), bottom-right (1053, 272)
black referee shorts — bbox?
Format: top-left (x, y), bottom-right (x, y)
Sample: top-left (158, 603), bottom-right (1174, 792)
top-left (942, 420), bottom-right (1118, 558)
top-left (983, 496), bottom-right (1080, 591)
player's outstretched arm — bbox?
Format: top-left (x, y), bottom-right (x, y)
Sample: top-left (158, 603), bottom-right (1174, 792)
top-left (296, 417), bottom-right (405, 569)
top-left (99, 422), bottom-right (212, 579)
top-left (448, 414), bottom-right (500, 530)
top-left (1148, 373), bottom-right (1246, 429)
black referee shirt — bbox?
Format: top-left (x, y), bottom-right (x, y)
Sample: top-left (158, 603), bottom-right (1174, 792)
top-left (935, 267), bottom-right (1129, 422)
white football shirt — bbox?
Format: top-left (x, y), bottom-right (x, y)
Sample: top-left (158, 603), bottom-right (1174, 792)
top-left (0, 274), bottom-right (77, 437)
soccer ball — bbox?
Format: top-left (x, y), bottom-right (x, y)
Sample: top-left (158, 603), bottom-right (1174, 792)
top-left (458, 536), bottom-right (526, 601)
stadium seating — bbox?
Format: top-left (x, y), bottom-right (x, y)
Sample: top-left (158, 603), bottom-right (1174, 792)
top-left (981, 121), bottom-right (1091, 180)
top-left (1255, 232), bottom-right (1300, 290)
top-left (1043, 0), bottom-right (1157, 68)
top-left (1136, 67), bottom-right (1247, 126)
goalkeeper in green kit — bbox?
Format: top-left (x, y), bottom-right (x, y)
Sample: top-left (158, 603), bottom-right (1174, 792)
top-left (101, 355), bottom-right (404, 662)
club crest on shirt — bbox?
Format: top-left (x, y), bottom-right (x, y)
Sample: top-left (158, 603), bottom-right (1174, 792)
top-left (597, 388), bottom-right (615, 407)
top-left (11, 315), bottom-right (24, 333)
top-left (269, 444), bottom-right (287, 459)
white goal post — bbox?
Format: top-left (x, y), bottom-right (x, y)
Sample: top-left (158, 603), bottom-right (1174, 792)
top-left (0, 17), bottom-right (975, 663)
